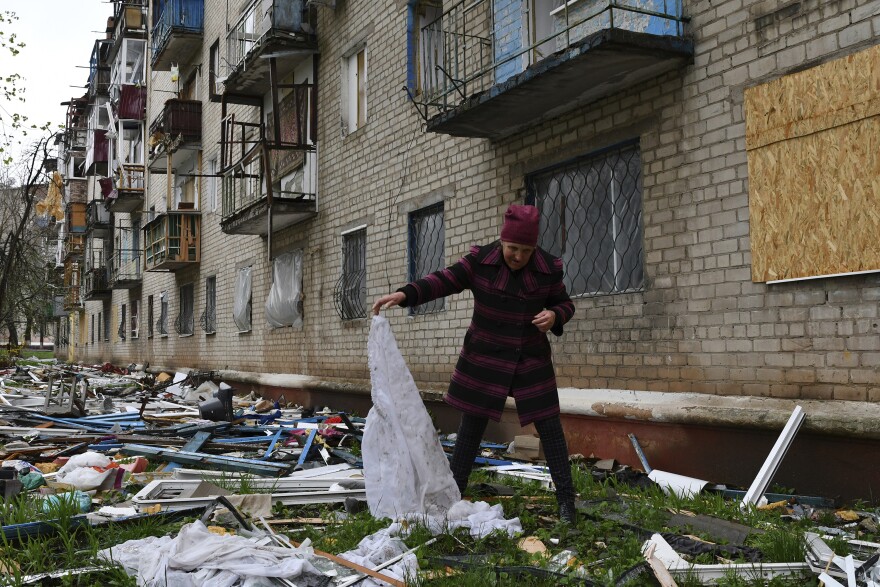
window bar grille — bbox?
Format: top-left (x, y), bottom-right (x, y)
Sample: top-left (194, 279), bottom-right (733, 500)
top-left (333, 229), bottom-right (367, 320)
top-left (408, 203), bottom-right (445, 315)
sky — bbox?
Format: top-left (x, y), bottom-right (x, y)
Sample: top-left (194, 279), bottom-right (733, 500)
top-left (2, 0), bottom-right (110, 167)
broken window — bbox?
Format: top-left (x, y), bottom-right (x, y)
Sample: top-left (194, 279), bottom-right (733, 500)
top-left (131, 298), bottom-right (140, 339)
top-left (158, 291), bottom-right (168, 336)
top-left (91, 314), bottom-right (95, 344)
top-left (334, 228), bottom-right (366, 320)
top-left (177, 283), bottom-right (194, 336)
top-left (408, 0), bottom-right (444, 95)
top-left (527, 142), bottom-right (644, 297)
top-left (119, 304), bottom-right (127, 341)
top-left (201, 275), bottom-right (216, 334)
top-left (266, 250), bottom-right (303, 329)
top-left (342, 45), bottom-right (367, 134)
top-left (233, 266), bottom-right (252, 333)
top-left (408, 203), bottom-right (445, 315)
top-left (103, 306), bottom-right (111, 341)
top-left (97, 312), bottom-right (102, 344)
top-left (209, 40), bottom-right (221, 100)
top-left (147, 295), bottom-right (154, 338)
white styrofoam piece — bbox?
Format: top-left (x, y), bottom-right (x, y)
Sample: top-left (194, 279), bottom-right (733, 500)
top-left (648, 469), bottom-right (709, 498)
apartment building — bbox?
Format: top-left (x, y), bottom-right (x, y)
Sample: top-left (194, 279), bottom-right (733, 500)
top-left (53, 0), bottom-right (880, 500)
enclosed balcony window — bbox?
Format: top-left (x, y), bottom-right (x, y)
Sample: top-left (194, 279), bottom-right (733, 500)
top-left (143, 211), bottom-right (201, 271)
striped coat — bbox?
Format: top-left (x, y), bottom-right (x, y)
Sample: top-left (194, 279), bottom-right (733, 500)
top-left (399, 241), bottom-right (575, 425)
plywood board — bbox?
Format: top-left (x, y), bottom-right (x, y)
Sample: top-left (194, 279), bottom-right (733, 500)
top-left (745, 44), bottom-right (880, 282)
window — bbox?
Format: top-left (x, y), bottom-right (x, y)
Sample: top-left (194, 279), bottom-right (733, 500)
top-left (103, 307), bottom-right (111, 341)
top-left (408, 204), bottom-right (445, 315)
top-left (130, 299), bottom-right (140, 339)
top-left (97, 312), bottom-right (102, 343)
top-left (233, 266), bottom-right (252, 332)
top-left (342, 46), bottom-right (367, 134)
top-left (90, 314), bottom-right (95, 344)
top-left (527, 142), bottom-right (644, 297)
top-left (119, 304), bottom-right (127, 340)
top-left (177, 284), bottom-right (194, 336)
top-left (266, 250), bottom-right (303, 328)
top-left (201, 275), bottom-right (216, 334)
top-left (209, 40), bottom-right (221, 99)
top-left (333, 228), bottom-right (366, 320)
top-left (158, 291), bottom-right (168, 336)
top-left (147, 295), bottom-right (154, 338)
top-left (407, 1), bottom-right (443, 95)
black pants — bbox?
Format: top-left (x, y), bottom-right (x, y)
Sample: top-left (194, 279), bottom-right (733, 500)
top-left (449, 413), bottom-right (575, 505)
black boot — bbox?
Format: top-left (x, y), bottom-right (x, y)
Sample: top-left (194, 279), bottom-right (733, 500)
top-left (534, 416), bottom-right (577, 524)
top-left (449, 414), bottom-right (489, 495)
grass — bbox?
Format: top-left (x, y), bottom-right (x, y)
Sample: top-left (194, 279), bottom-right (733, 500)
top-left (0, 464), bottom-right (873, 586)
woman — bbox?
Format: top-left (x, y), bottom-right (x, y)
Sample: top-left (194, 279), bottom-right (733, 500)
top-left (372, 204), bottom-right (577, 523)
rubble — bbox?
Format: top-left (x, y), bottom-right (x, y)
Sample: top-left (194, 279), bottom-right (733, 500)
top-left (0, 354), bottom-right (878, 586)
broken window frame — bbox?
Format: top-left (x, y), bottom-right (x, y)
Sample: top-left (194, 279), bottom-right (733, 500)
top-left (526, 140), bottom-right (645, 298)
top-left (119, 303), bottom-right (127, 341)
top-left (233, 266), bottom-right (253, 333)
top-left (266, 249), bottom-right (304, 329)
top-left (407, 0), bottom-right (444, 96)
top-left (408, 202), bottom-right (445, 316)
top-left (147, 295), bottom-right (154, 338)
top-left (201, 275), bottom-right (217, 334)
top-left (333, 227), bottom-right (367, 321)
top-left (157, 291), bottom-right (169, 336)
top-left (177, 283), bottom-right (195, 336)
top-left (130, 298), bottom-right (140, 339)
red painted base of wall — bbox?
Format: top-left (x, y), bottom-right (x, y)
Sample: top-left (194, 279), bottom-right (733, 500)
top-left (252, 383), bottom-right (878, 505)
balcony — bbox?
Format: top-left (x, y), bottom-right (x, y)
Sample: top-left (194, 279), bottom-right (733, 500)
top-left (86, 200), bottom-right (112, 238)
top-left (148, 99), bottom-right (202, 172)
top-left (109, 248), bottom-right (142, 289)
top-left (106, 164), bottom-right (145, 213)
top-left (52, 295), bottom-right (69, 318)
top-left (414, 0), bottom-right (692, 140)
top-left (143, 211), bottom-right (201, 271)
top-left (151, 0), bottom-right (204, 71)
top-left (83, 266), bottom-right (112, 301)
top-left (63, 261), bottom-right (82, 311)
top-left (64, 235), bottom-right (85, 261)
top-left (220, 114), bottom-right (317, 236)
top-left (222, 0), bottom-right (317, 99)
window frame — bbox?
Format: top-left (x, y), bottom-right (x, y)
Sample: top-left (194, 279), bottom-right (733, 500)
top-left (407, 202), bottom-right (445, 315)
top-left (202, 275), bottom-right (217, 334)
top-left (177, 283), bottom-right (195, 336)
top-left (526, 140), bottom-right (645, 298)
top-left (342, 45), bottom-right (368, 134)
top-left (334, 227), bottom-right (367, 320)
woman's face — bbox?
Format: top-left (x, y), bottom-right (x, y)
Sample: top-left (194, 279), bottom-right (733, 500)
top-left (501, 241), bottom-right (535, 271)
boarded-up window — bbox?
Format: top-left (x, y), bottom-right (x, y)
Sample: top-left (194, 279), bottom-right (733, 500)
top-left (745, 44), bottom-right (880, 282)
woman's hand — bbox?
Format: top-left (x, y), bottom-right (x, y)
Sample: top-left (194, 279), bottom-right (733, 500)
top-left (372, 292), bottom-right (406, 315)
top-left (532, 310), bottom-right (556, 333)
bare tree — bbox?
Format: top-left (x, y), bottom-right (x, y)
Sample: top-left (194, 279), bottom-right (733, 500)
top-left (0, 134), bottom-right (56, 348)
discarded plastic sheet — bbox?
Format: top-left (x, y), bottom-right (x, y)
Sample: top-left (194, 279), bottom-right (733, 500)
top-left (642, 533), bottom-right (811, 583)
top-left (363, 316), bottom-right (460, 518)
top-left (648, 469), bottom-right (710, 499)
top-left (741, 405), bottom-right (805, 509)
top-left (628, 433), bottom-right (710, 498)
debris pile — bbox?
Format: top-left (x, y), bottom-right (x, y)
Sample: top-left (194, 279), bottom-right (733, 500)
top-left (0, 352), bottom-right (878, 586)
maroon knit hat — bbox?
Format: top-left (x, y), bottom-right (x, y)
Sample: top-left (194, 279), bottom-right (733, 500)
top-left (500, 204), bottom-right (539, 247)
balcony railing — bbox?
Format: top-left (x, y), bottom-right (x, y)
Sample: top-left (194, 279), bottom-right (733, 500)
top-left (64, 286), bottom-right (84, 311)
top-left (415, 0), bottom-right (691, 138)
top-left (150, 0), bottom-right (204, 70)
top-left (143, 211), bottom-right (201, 271)
top-left (150, 99), bottom-right (202, 146)
top-left (64, 235), bottom-right (85, 261)
top-left (83, 266), bottom-right (112, 301)
top-left (109, 248), bottom-right (143, 288)
top-left (106, 164), bottom-right (145, 212)
top-left (226, 0), bottom-right (316, 76)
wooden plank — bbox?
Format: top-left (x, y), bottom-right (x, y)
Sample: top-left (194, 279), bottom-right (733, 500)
top-left (293, 542), bottom-right (406, 587)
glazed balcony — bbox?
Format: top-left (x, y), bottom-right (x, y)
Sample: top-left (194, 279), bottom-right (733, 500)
top-left (63, 261), bottom-right (82, 310)
top-left (106, 164), bottom-right (145, 213)
top-left (83, 266), bottom-right (112, 301)
top-left (222, 0), bottom-right (317, 99)
top-left (109, 248), bottom-right (143, 289)
top-left (415, 0), bottom-right (692, 139)
top-left (151, 0), bottom-right (204, 71)
top-left (143, 211), bottom-right (201, 272)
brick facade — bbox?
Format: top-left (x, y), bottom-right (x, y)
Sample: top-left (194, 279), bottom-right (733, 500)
top-left (65, 0), bottom-right (880, 405)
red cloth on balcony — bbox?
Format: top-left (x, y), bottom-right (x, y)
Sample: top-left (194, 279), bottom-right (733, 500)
top-left (119, 85), bottom-right (147, 120)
